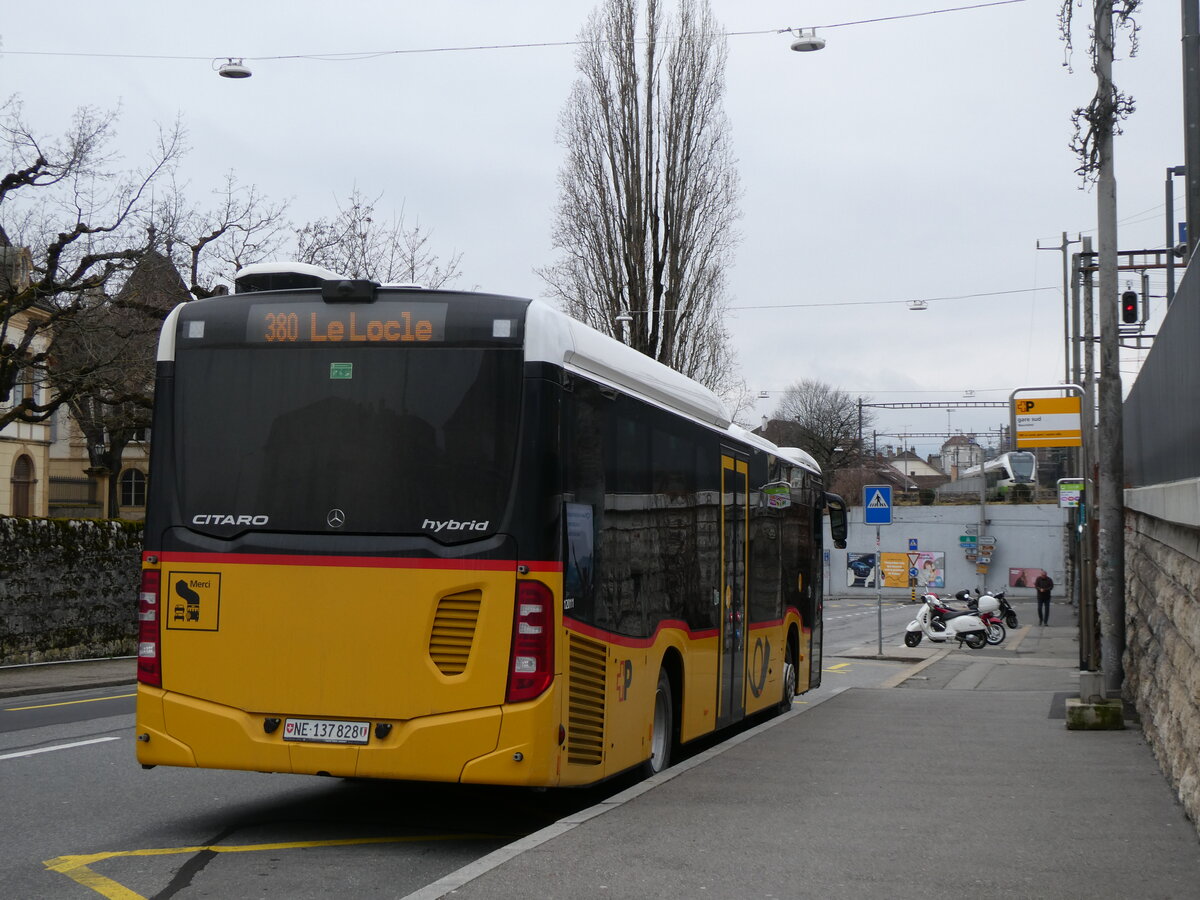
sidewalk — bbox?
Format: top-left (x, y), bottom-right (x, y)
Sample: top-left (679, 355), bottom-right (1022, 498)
top-left (411, 600), bottom-right (1200, 899)
top-left (0, 656), bottom-right (134, 699)
top-left (840, 597), bottom-right (1085, 694)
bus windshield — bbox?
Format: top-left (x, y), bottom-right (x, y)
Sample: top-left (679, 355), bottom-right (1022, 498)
top-left (173, 345), bottom-right (523, 538)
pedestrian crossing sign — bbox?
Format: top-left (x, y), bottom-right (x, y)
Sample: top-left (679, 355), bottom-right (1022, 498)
top-left (863, 484), bottom-right (893, 525)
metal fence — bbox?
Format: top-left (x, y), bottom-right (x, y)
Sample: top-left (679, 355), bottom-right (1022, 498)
top-left (1124, 262), bottom-right (1200, 486)
top-left (47, 476), bottom-right (102, 519)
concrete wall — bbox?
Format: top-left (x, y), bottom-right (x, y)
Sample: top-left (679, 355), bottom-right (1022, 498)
top-left (1124, 507), bottom-right (1200, 831)
top-left (823, 503), bottom-right (1067, 600)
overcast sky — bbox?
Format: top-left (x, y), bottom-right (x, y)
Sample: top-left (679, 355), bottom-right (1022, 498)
top-left (0, 1), bottom-right (1184, 456)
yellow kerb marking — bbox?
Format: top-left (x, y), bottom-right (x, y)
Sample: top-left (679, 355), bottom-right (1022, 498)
top-left (6, 693), bottom-right (135, 711)
top-left (44, 834), bottom-right (500, 900)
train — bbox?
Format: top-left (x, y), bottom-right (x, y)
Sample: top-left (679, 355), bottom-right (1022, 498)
top-left (936, 451), bottom-right (1038, 501)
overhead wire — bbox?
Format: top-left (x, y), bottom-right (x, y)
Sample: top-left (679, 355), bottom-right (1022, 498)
top-left (728, 286), bottom-right (1056, 311)
top-left (1, 1), bottom-right (1029, 65)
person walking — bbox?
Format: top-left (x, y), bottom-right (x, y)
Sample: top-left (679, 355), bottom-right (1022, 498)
top-left (1034, 572), bottom-right (1054, 625)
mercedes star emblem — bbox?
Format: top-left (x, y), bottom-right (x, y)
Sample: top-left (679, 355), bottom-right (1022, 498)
top-left (327, 508), bottom-right (346, 529)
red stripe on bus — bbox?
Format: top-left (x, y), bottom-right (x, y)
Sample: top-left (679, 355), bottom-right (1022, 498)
top-left (564, 617), bottom-right (720, 647)
top-left (146, 551), bottom-right (562, 572)
top-left (786, 606), bottom-right (814, 636)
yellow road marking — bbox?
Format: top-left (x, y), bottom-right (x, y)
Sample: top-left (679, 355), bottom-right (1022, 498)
top-left (6, 693), bottom-right (135, 712)
top-left (824, 662), bottom-right (852, 672)
top-left (44, 834), bottom-right (501, 899)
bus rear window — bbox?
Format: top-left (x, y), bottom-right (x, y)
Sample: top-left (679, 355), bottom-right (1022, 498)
top-left (173, 345), bottom-right (522, 538)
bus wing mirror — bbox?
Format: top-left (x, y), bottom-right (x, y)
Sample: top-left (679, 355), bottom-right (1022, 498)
top-left (825, 492), bottom-right (848, 549)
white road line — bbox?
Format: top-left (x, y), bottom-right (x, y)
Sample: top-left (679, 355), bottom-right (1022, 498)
top-left (0, 736), bottom-right (120, 761)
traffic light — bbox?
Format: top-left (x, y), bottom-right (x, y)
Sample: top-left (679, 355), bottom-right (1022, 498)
top-left (1121, 290), bottom-right (1139, 324)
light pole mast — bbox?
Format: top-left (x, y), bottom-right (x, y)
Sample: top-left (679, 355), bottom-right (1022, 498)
top-left (1184, 0), bottom-right (1200, 257)
top-left (1094, 0), bottom-right (1125, 694)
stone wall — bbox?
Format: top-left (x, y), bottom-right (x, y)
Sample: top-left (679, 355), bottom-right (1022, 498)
top-left (1124, 509), bottom-right (1200, 829)
top-left (0, 517), bottom-right (142, 664)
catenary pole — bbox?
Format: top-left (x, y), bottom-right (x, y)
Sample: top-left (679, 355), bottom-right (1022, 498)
top-left (1183, 0), bottom-right (1200, 258)
top-left (1094, 1), bottom-right (1125, 694)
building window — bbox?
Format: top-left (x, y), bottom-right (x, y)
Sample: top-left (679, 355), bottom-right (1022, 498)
top-left (119, 468), bottom-right (147, 508)
top-left (12, 454), bottom-right (35, 517)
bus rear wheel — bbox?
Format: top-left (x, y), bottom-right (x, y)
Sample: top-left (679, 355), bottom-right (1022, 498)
top-left (642, 669), bottom-right (674, 777)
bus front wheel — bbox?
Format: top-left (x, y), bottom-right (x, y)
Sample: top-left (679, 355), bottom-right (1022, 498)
top-left (779, 640), bottom-right (797, 712)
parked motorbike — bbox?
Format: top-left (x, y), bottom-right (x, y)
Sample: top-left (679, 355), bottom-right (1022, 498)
top-left (904, 594), bottom-right (989, 649)
top-left (933, 590), bottom-right (1006, 646)
top-left (971, 588), bottom-right (1019, 630)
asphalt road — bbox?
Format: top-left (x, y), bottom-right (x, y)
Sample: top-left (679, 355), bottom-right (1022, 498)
top-left (1, 604), bottom-right (903, 899)
top-left (822, 594), bottom-right (917, 656)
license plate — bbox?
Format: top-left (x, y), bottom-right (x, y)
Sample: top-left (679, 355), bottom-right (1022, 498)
top-left (282, 717), bottom-right (371, 745)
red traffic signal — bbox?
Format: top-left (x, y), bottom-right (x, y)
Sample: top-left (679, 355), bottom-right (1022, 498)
top-left (1121, 290), bottom-right (1139, 324)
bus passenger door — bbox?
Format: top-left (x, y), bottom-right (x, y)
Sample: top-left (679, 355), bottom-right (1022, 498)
top-left (718, 453), bottom-right (748, 728)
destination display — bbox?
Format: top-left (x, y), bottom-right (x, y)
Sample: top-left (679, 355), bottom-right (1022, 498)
top-left (246, 301), bottom-right (448, 344)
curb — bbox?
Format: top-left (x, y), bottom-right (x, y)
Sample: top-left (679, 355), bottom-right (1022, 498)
top-left (880, 647), bottom-right (953, 688)
top-left (0, 678), bottom-right (135, 701)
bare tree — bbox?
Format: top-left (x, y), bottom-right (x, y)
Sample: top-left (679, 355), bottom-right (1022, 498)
top-left (52, 247), bottom-right (189, 515)
top-left (539, 0), bottom-right (741, 392)
top-left (1059, 0), bottom-right (1140, 183)
top-left (0, 99), bottom-right (184, 428)
top-left (294, 188), bottom-right (463, 288)
top-left (765, 379), bottom-right (873, 482)
top-left (148, 172), bottom-right (291, 298)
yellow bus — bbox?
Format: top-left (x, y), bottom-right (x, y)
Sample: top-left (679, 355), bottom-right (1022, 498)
top-left (135, 263), bottom-right (847, 786)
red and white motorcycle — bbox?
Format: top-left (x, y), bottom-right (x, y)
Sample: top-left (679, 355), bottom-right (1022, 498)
top-left (971, 588), bottom-right (1019, 631)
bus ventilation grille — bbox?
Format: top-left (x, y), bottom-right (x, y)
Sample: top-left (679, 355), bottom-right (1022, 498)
top-left (428, 590), bottom-right (482, 675)
top-left (567, 633), bottom-right (607, 766)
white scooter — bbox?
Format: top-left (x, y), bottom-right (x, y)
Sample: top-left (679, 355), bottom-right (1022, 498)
top-left (903, 594), bottom-right (989, 649)
top-left (941, 589), bottom-right (1006, 646)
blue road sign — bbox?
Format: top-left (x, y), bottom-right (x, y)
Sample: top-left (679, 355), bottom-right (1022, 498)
top-left (908, 538), bottom-right (918, 551)
top-left (863, 484), bottom-right (893, 525)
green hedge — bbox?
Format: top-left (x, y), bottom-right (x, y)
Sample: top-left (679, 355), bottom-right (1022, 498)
top-left (0, 517), bottom-right (143, 665)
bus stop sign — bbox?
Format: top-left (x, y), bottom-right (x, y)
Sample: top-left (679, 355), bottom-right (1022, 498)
top-left (863, 485), bottom-right (893, 525)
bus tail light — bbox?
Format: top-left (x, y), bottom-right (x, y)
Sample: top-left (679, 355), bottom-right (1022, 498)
top-left (137, 569), bottom-right (162, 687)
top-left (506, 580), bottom-right (554, 703)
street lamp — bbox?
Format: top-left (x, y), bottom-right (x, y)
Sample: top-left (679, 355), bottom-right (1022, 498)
top-left (789, 29), bottom-right (826, 52)
top-left (218, 58), bottom-right (252, 79)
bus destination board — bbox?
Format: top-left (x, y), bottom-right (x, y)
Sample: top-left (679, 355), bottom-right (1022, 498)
top-left (247, 301), bottom-right (447, 344)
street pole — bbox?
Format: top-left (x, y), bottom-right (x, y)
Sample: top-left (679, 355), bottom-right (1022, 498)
top-left (1068, 248), bottom-right (1083, 615)
top-left (1095, 1), bottom-right (1125, 694)
top-left (1080, 236), bottom-right (1099, 673)
top-left (876, 524), bottom-right (882, 657)
top-left (1037, 232), bottom-right (1080, 384)
top-left (1183, 0), bottom-right (1200, 258)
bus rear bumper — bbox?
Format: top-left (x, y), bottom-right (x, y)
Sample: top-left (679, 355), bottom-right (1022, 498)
top-left (135, 685), bottom-right (561, 784)
top-left (459, 695), bottom-right (562, 786)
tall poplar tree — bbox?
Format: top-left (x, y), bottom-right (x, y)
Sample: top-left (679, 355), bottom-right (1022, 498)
top-left (541, 0), bottom-right (742, 393)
